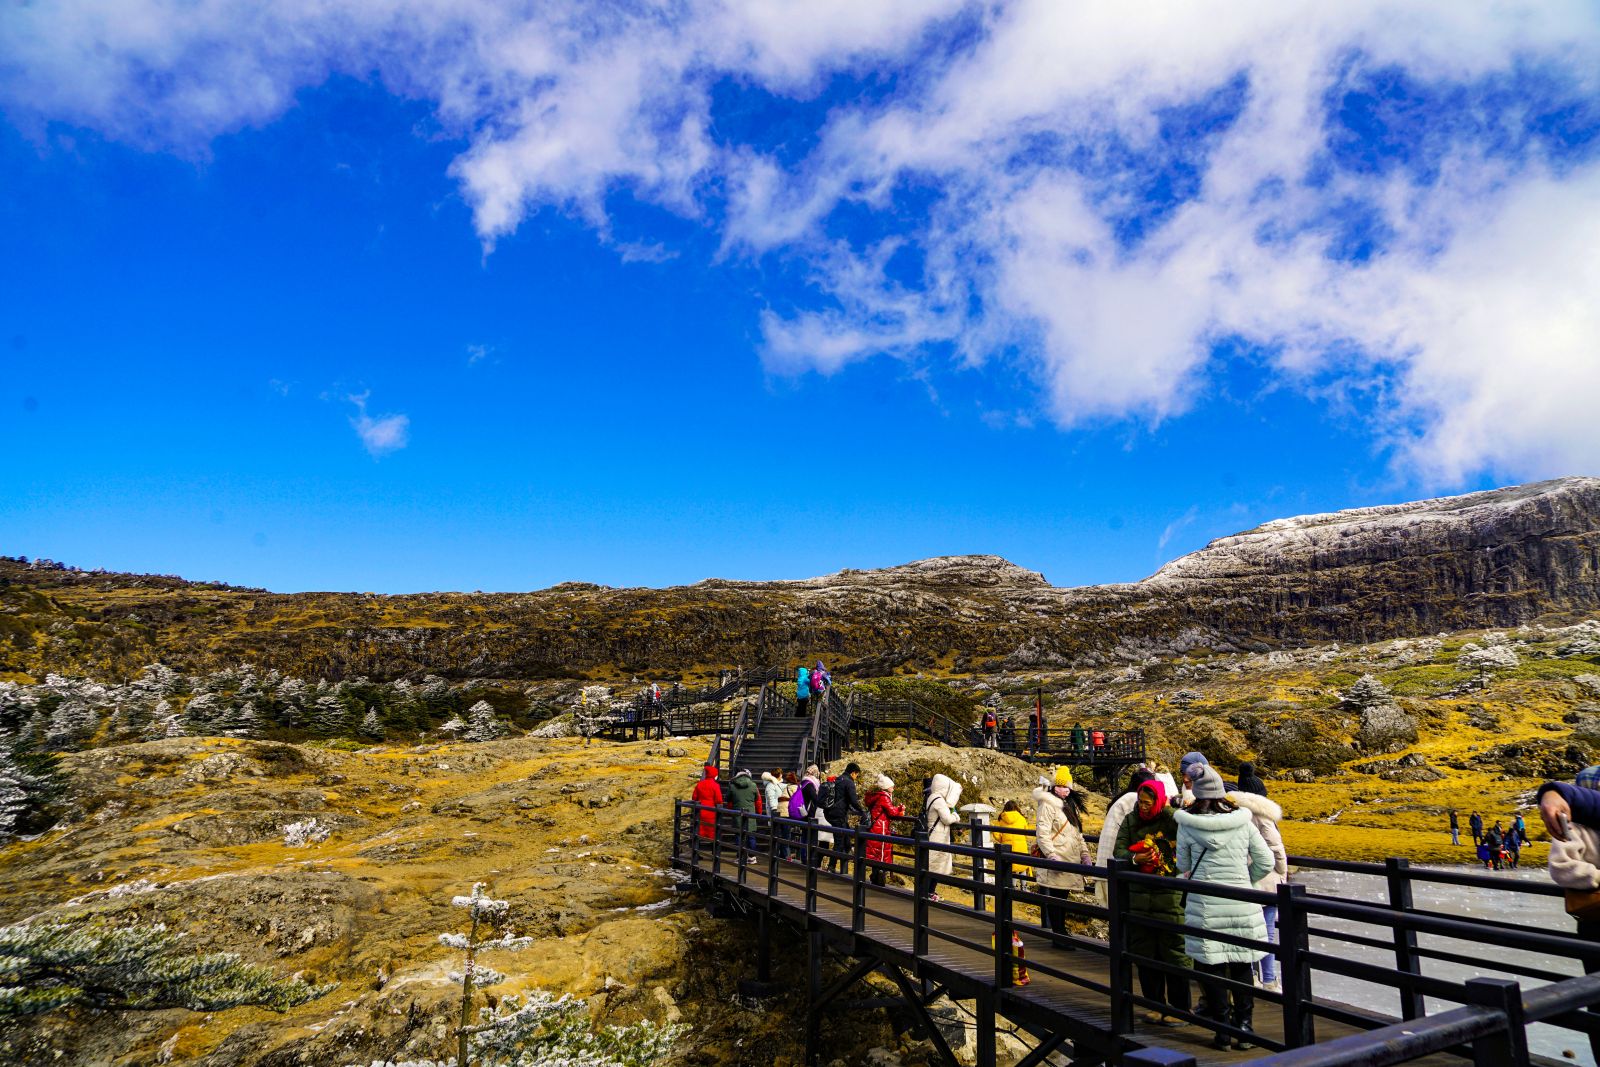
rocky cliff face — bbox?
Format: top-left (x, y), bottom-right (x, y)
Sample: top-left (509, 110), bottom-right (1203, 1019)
top-left (4, 478), bottom-right (1598, 681)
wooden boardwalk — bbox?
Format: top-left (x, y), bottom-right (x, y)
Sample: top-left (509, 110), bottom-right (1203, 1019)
top-left (673, 802), bottom-right (1600, 1067)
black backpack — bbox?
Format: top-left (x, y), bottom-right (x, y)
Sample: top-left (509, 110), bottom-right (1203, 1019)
top-left (818, 779), bottom-right (839, 815)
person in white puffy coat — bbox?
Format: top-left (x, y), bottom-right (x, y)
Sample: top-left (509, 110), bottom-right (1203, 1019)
top-left (1176, 768), bottom-right (1273, 1051)
top-left (923, 773), bottom-right (962, 899)
top-left (1033, 767), bottom-right (1090, 936)
top-left (1549, 810), bottom-right (1600, 1063)
top-left (1094, 769), bottom-right (1157, 904)
top-left (1228, 790), bottom-right (1289, 992)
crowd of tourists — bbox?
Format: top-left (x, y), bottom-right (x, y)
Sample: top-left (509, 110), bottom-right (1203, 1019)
top-left (688, 747), bottom-right (1286, 1051)
top-left (1449, 808), bottom-right (1529, 869)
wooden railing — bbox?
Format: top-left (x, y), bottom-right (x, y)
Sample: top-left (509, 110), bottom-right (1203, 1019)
top-left (673, 800), bottom-right (1600, 1067)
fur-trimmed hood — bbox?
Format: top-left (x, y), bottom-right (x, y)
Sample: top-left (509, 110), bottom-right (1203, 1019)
top-left (1032, 785), bottom-right (1064, 811)
top-left (1226, 791), bottom-right (1283, 824)
top-left (761, 771), bottom-right (779, 784)
top-left (1173, 806), bottom-right (1253, 831)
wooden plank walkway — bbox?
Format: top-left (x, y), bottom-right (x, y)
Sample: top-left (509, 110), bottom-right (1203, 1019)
top-left (687, 852), bottom-right (1493, 1067)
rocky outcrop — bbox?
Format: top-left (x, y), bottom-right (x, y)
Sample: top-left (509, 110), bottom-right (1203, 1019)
top-left (4, 478), bottom-right (1599, 681)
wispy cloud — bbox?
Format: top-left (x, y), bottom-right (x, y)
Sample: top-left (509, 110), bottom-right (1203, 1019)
top-left (8, 1), bottom-right (1599, 486)
top-left (348, 392), bottom-right (410, 458)
top-left (1158, 506), bottom-right (1202, 554)
top-left (465, 343), bottom-right (494, 367)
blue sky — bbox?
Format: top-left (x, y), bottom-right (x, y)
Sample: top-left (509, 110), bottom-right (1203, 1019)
top-left (2, 3), bottom-right (1598, 593)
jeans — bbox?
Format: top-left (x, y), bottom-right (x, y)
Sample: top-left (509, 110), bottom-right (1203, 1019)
top-left (1450, 827), bottom-right (1460, 845)
top-left (1256, 905), bottom-right (1279, 985)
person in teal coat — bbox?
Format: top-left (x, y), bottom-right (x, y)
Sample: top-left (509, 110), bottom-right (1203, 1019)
top-left (795, 665), bottom-right (811, 718)
top-left (1175, 767), bottom-right (1273, 1051)
top-left (1114, 777), bottom-right (1192, 1026)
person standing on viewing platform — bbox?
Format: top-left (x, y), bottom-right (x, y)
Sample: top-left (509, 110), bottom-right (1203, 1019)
top-left (724, 768), bottom-right (764, 857)
top-left (1541, 765), bottom-right (1600, 1065)
top-left (863, 775), bottom-right (904, 887)
top-left (981, 707), bottom-right (998, 749)
top-left (1093, 768), bottom-right (1156, 904)
top-left (1028, 693), bottom-right (1044, 753)
top-left (762, 770), bottom-right (787, 857)
top-left (1071, 722), bottom-right (1087, 759)
top-left (923, 774), bottom-right (961, 902)
top-left (1470, 810), bottom-right (1484, 846)
top-left (1000, 715), bottom-right (1017, 751)
top-left (812, 660), bottom-right (831, 696)
top-left (1176, 767), bottom-right (1273, 1051)
top-left (1448, 809), bottom-right (1460, 845)
top-left (1236, 762), bottom-right (1268, 797)
top-left (690, 765), bottom-right (724, 841)
top-left (795, 664), bottom-right (811, 718)
top-left (1114, 777), bottom-right (1192, 1027)
top-left (993, 800), bottom-right (1034, 880)
top-left (1229, 789), bottom-right (1289, 994)
top-left (1032, 767), bottom-right (1090, 937)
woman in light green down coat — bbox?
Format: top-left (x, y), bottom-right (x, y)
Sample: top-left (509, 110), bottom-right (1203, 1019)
top-left (1175, 767), bottom-right (1273, 1052)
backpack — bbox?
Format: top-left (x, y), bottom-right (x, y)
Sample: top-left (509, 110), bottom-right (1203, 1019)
top-left (809, 671), bottom-right (825, 694)
top-left (983, 711), bottom-right (996, 729)
top-left (788, 786), bottom-right (810, 820)
top-left (819, 779), bottom-right (839, 814)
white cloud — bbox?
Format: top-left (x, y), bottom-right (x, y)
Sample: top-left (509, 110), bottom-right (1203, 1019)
top-left (348, 392), bottom-right (410, 457)
top-left (5, 1), bottom-right (1599, 484)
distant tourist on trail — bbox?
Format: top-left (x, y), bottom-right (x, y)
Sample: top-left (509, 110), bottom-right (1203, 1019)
top-left (1229, 788), bottom-right (1289, 994)
top-left (1544, 765), bottom-right (1600, 1064)
top-left (1484, 823), bottom-right (1505, 870)
top-left (1028, 697), bottom-right (1044, 753)
top-left (1514, 812), bottom-right (1529, 846)
top-left (1072, 722), bottom-right (1087, 758)
top-left (981, 708), bottom-right (998, 749)
top-left (1505, 827), bottom-right (1521, 869)
top-left (691, 765), bottom-right (724, 841)
top-left (1469, 811), bottom-right (1484, 846)
top-left (923, 774), bottom-right (962, 902)
top-left (1176, 767), bottom-right (1273, 1051)
top-left (1032, 767), bottom-right (1090, 937)
top-left (812, 661), bottom-right (831, 696)
top-left (1091, 727), bottom-right (1106, 753)
top-left (1000, 715), bottom-right (1017, 751)
top-left (725, 768), bottom-right (764, 857)
top-left (1448, 809), bottom-right (1460, 846)
top-left (795, 665), bottom-right (811, 718)
top-left (1094, 768), bottom-right (1156, 904)
top-left (1114, 777), bottom-right (1193, 1027)
top-left (863, 775), bottom-right (904, 887)
top-left (1236, 762), bottom-right (1268, 797)
top-left (824, 761), bottom-right (868, 833)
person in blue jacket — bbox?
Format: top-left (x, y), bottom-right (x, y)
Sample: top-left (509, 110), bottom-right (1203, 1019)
top-left (795, 665), bottom-right (811, 718)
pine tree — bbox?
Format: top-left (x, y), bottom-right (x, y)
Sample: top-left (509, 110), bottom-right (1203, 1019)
top-left (462, 701), bottom-right (505, 743)
top-left (182, 694), bottom-right (221, 734)
top-left (311, 695), bottom-right (352, 737)
top-left (0, 752), bottom-right (27, 838)
top-left (359, 708), bottom-right (384, 740)
top-left (0, 918), bottom-right (334, 1016)
top-left (229, 702), bottom-right (260, 737)
top-left (45, 699), bottom-right (96, 750)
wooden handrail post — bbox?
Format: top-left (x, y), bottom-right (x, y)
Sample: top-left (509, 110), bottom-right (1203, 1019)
top-left (768, 816), bottom-right (781, 898)
top-left (689, 803), bottom-right (701, 870)
top-left (971, 813), bottom-right (988, 913)
top-left (1278, 882), bottom-right (1314, 1047)
top-left (914, 830), bottom-right (930, 956)
top-left (805, 822), bottom-right (819, 913)
top-left (1107, 858), bottom-right (1133, 1036)
top-left (1386, 856), bottom-right (1426, 1020)
top-left (1465, 977), bottom-right (1529, 1067)
top-left (852, 829), bottom-right (868, 933)
top-left (672, 799), bottom-right (683, 863)
top-left (994, 845), bottom-right (1014, 991)
top-left (712, 807), bottom-right (724, 879)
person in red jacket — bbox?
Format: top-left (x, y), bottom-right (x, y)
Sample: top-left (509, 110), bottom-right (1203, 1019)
top-left (691, 765), bottom-right (725, 841)
top-left (862, 774), bottom-right (906, 887)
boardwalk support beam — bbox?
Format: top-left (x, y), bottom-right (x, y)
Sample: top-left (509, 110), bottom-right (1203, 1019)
top-left (1012, 1030), bottom-right (1068, 1067)
top-left (804, 954), bottom-right (882, 1065)
top-left (880, 963), bottom-right (961, 1067)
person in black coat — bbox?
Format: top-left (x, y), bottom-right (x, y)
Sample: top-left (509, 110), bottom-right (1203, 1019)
top-left (1469, 811), bottom-right (1484, 846)
top-left (1236, 762), bottom-right (1268, 797)
top-left (825, 762), bottom-right (869, 830)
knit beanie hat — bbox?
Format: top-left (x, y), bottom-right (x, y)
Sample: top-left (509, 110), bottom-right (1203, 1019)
top-left (876, 773), bottom-right (894, 791)
top-left (1192, 767), bottom-right (1226, 801)
top-left (1578, 765), bottom-right (1600, 791)
top-left (1180, 752), bottom-right (1209, 780)
top-left (1053, 766), bottom-right (1074, 788)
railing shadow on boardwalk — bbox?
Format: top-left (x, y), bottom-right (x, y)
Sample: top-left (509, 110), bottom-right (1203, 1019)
top-left (672, 800), bottom-right (1600, 1067)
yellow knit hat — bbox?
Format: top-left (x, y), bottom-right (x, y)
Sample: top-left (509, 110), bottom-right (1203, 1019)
top-left (1053, 766), bottom-right (1074, 788)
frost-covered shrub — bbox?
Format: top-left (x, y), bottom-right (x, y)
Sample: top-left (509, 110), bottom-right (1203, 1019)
top-left (1459, 644), bottom-right (1520, 671)
top-left (0, 917), bottom-right (332, 1016)
top-left (462, 701), bottom-right (506, 743)
top-left (282, 818), bottom-right (330, 847)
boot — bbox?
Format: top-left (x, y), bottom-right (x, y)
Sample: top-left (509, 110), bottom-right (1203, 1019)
top-left (1232, 1004), bottom-right (1256, 1051)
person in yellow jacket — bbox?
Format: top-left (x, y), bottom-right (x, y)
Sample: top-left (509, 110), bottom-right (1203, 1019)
top-left (993, 799), bottom-right (1034, 878)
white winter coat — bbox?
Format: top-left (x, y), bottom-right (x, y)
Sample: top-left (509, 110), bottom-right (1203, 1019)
top-left (1092, 791), bottom-right (1140, 904)
top-left (1175, 807), bottom-right (1273, 964)
top-left (1550, 823), bottom-right (1600, 891)
top-left (925, 774), bottom-right (962, 877)
top-left (1228, 791), bottom-right (1290, 894)
top-left (1033, 786), bottom-right (1088, 891)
